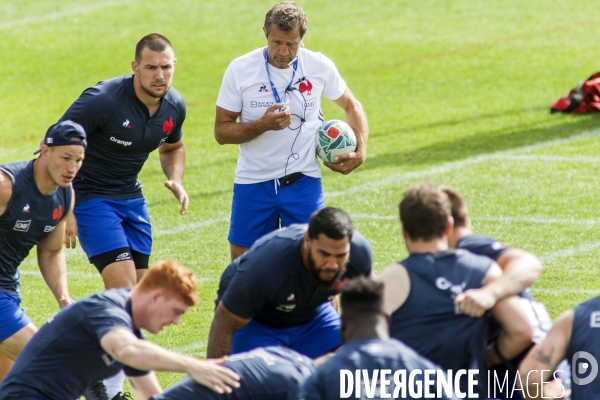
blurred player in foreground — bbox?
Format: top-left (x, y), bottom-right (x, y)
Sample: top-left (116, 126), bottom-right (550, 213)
top-left (0, 260), bottom-right (240, 400)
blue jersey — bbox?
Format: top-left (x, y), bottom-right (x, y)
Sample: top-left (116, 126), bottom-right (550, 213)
top-left (151, 346), bottom-right (315, 400)
top-left (0, 160), bottom-right (72, 295)
top-left (567, 296), bottom-right (600, 400)
top-left (59, 75), bottom-right (186, 205)
top-left (217, 224), bottom-right (373, 327)
top-left (456, 233), bottom-right (507, 261)
top-left (300, 338), bottom-right (459, 400)
top-left (390, 250), bottom-right (492, 397)
top-left (0, 289), bottom-right (148, 399)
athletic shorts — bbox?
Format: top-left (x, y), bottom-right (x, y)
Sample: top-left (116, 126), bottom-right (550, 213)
top-left (228, 175), bottom-right (324, 248)
top-left (149, 377), bottom-right (218, 400)
top-left (0, 292), bottom-right (31, 342)
top-left (74, 197), bottom-right (152, 260)
top-left (231, 303), bottom-right (341, 359)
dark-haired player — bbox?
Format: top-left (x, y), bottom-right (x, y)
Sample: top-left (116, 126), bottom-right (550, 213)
top-left (58, 33), bottom-right (189, 397)
top-left (376, 181), bottom-right (534, 398)
top-left (0, 121), bottom-right (85, 382)
top-left (0, 260), bottom-right (240, 400)
top-left (301, 276), bottom-right (459, 399)
top-left (207, 207), bottom-right (373, 359)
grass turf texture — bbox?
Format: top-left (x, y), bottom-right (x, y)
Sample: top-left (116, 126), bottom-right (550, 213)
top-left (2, 0), bottom-right (600, 389)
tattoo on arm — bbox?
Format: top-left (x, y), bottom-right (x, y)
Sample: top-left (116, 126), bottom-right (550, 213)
top-left (534, 346), bottom-right (554, 365)
top-left (206, 304), bottom-right (248, 359)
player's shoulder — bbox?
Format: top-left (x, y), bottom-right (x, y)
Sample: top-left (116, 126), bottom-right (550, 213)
top-left (163, 86), bottom-right (186, 110)
top-left (228, 48), bottom-right (264, 69)
top-left (78, 75), bottom-right (132, 106)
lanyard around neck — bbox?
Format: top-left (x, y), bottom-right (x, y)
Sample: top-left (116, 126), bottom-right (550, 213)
top-left (263, 47), bottom-right (298, 104)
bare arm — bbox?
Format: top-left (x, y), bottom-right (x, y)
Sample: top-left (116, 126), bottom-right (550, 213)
top-left (158, 138), bottom-right (189, 215)
top-left (36, 204), bottom-right (74, 309)
top-left (64, 191), bottom-right (78, 249)
top-left (0, 170), bottom-right (12, 216)
top-left (100, 328), bottom-right (240, 394)
top-left (206, 302), bottom-right (251, 358)
top-left (128, 373), bottom-right (162, 400)
top-left (375, 263), bottom-right (410, 315)
top-left (519, 310), bottom-right (573, 399)
top-left (325, 87), bottom-right (368, 175)
top-left (455, 261), bottom-right (502, 317)
top-left (488, 248), bottom-right (543, 298)
top-left (214, 104), bottom-right (291, 145)
top-left (487, 295), bottom-right (535, 366)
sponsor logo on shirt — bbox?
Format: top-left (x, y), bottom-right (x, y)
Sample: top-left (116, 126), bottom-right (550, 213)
top-left (251, 101), bottom-right (276, 108)
top-left (44, 225), bottom-right (56, 233)
top-left (163, 117), bottom-right (174, 135)
top-left (590, 311), bottom-right (600, 327)
top-left (22, 204), bottom-right (30, 213)
top-left (259, 84), bottom-right (269, 92)
top-left (435, 276), bottom-right (467, 314)
top-left (123, 119), bottom-right (132, 129)
top-left (303, 99), bottom-right (316, 110)
top-left (14, 220), bottom-right (31, 232)
top-left (491, 241), bottom-right (505, 251)
top-left (276, 304), bottom-right (296, 312)
top-left (110, 137), bottom-right (132, 147)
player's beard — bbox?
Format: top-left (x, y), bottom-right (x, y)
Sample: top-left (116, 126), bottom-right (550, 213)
top-left (305, 250), bottom-right (346, 289)
top-left (140, 80), bottom-right (170, 99)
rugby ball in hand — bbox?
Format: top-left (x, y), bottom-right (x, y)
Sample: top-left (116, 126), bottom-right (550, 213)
top-left (315, 120), bottom-right (357, 163)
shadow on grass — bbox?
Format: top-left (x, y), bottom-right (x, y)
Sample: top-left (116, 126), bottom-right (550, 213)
top-left (363, 112), bottom-right (600, 171)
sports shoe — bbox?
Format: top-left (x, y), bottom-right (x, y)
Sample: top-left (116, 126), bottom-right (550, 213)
top-left (82, 381), bottom-right (109, 400)
top-left (111, 392), bottom-right (133, 400)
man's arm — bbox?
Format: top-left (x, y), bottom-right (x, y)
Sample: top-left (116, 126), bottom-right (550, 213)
top-left (486, 295), bottom-right (535, 366)
top-left (36, 202), bottom-right (74, 309)
top-left (455, 261), bottom-right (502, 317)
top-left (518, 310), bottom-right (573, 399)
top-left (374, 263), bottom-right (410, 315)
top-left (213, 104), bottom-right (292, 145)
top-left (63, 190), bottom-right (78, 249)
top-left (206, 301), bottom-right (251, 358)
top-left (489, 248), bottom-right (542, 298)
top-left (0, 170), bottom-right (12, 216)
top-left (326, 87), bottom-right (368, 175)
top-left (158, 138), bottom-right (189, 215)
top-left (100, 328), bottom-right (240, 394)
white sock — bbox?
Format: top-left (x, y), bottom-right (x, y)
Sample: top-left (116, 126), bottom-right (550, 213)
top-left (104, 370), bottom-right (125, 399)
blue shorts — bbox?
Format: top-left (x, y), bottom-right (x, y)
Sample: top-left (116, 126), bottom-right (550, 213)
top-left (74, 198), bottom-right (152, 260)
top-left (231, 303), bottom-right (341, 359)
top-left (0, 292), bottom-right (31, 342)
top-left (228, 175), bottom-right (324, 248)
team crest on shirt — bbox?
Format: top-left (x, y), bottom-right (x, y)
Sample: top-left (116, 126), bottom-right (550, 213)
top-left (435, 277), bottom-right (467, 314)
top-left (22, 204), bottom-right (30, 213)
top-left (259, 84), bottom-right (269, 92)
top-left (52, 205), bottom-right (63, 221)
top-left (162, 117), bottom-right (174, 135)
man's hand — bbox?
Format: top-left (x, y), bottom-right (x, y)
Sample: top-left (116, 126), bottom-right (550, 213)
top-left (58, 296), bottom-right (75, 309)
top-left (164, 180), bottom-right (189, 215)
top-left (258, 103), bottom-right (292, 131)
top-left (323, 148), bottom-right (366, 175)
top-left (455, 287), bottom-right (497, 317)
top-left (188, 357), bottom-right (240, 394)
top-left (64, 212), bottom-right (78, 249)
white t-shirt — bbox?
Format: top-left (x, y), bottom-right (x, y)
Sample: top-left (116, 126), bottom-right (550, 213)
top-left (217, 47), bottom-right (347, 184)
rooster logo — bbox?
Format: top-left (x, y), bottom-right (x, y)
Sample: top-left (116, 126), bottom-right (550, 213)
top-left (299, 79), bottom-right (312, 95)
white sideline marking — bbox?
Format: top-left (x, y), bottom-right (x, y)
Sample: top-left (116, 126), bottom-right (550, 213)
top-left (20, 269), bottom-right (218, 282)
top-left (353, 213), bottom-right (600, 226)
top-left (531, 288), bottom-right (600, 295)
top-left (154, 217), bottom-right (229, 237)
top-left (494, 154), bottom-right (600, 163)
top-left (0, 1), bottom-right (132, 30)
top-left (540, 241), bottom-right (600, 263)
top-left (326, 128), bottom-right (600, 198)
top-left (172, 341), bottom-right (208, 354)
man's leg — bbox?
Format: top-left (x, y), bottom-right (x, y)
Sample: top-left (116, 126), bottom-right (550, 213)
top-left (228, 182), bottom-right (279, 261)
top-left (290, 303), bottom-right (342, 359)
top-left (0, 323), bottom-right (37, 382)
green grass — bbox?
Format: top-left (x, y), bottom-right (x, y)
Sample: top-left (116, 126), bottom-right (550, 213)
top-left (2, 0), bottom-right (600, 389)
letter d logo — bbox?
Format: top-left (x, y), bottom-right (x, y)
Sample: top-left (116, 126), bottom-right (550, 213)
top-left (572, 351), bottom-right (598, 385)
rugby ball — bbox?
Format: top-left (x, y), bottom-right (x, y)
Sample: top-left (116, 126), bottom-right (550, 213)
top-left (315, 120), bottom-right (357, 163)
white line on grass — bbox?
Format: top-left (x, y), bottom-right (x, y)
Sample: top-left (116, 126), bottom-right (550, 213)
top-left (326, 128), bottom-right (600, 198)
top-left (172, 341), bottom-right (207, 354)
top-left (353, 213), bottom-right (600, 226)
top-left (494, 154), bottom-right (600, 163)
top-left (154, 217), bottom-right (229, 237)
top-left (0, 1), bottom-right (133, 30)
top-left (540, 242), bottom-right (600, 263)
top-left (531, 288), bottom-right (600, 295)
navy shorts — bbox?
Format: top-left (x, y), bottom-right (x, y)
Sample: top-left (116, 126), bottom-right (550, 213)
top-left (0, 292), bottom-right (31, 342)
top-left (228, 175), bottom-right (324, 248)
top-left (231, 303), bottom-right (341, 359)
top-left (74, 197), bottom-right (152, 260)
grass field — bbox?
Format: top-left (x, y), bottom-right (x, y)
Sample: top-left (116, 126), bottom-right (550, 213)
top-left (2, 0), bottom-right (600, 390)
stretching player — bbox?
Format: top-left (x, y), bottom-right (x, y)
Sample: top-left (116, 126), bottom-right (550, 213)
top-left (0, 121), bottom-right (85, 382)
top-left (300, 276), bottom-right (459, 399)
top-left (376, 181), bottom-right (534, 397)
top-left (207, 207), bottom-right (372, 359)
top-left (0, 260), bottom-right (239, 400)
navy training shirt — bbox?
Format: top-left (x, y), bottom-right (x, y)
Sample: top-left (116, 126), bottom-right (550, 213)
top-left (0, 160), bottom-right (72, 295)
top-left (217, 224), bottom-right (373, 328)
top-left (0, 289), bottom-right (148, 399)
top-left (59, 75), bottom-right (186, 205)
top-left (300, 338), bottom-right (459, 400)
top-left (456, 233), bottom-right (508, 261)
top-left (566, 296), bottom-right (600, 400)
top-left (150, 346), bottom-right (315, 400)
top-left (390, 250), bottom-right (492, 398)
